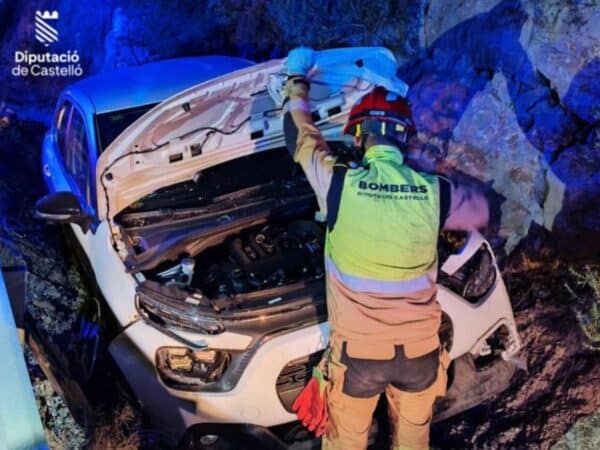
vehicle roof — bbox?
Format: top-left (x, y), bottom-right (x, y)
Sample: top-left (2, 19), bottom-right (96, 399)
top-left (63, 56), bottom-right (254, 115)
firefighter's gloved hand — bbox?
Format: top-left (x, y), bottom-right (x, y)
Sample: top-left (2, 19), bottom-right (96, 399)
top-left (292, 366), bottom-right (328, 437)
top-left (286, 47), bottom-right (315, 77)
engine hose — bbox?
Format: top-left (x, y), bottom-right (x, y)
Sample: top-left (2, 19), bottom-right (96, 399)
top-left (230, 238), bottom-right (252, 266)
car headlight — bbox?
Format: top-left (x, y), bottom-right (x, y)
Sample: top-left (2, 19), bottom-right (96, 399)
top-left (156, 347), bottom-right (231, 389)
top-left (136, 287), bottom-right (225, 335)
top-left (438, 245), bottom-right (497, 303)
top-left (461, 247), bottom-right (496, 300)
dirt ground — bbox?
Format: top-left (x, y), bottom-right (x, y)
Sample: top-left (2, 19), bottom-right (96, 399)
top-left (431, 269), bottom-right (600, 449)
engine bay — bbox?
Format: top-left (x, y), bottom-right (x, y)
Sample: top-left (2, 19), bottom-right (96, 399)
top-left (142, 218), bottom-right (494, 307)
top-left (125, 148), bottom-right (496, 307)
top-left (145, 219), bottom-right (325, 298)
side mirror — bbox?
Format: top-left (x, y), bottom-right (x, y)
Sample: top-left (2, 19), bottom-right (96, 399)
top-left (34, 192), bottom-right (92, 230)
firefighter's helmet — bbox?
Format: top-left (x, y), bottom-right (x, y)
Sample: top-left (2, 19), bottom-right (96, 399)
top-left (343, 86), bottom-right (416, 143)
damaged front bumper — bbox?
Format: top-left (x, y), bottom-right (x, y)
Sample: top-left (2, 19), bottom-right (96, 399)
top-left (108, 315), bottom-right (331, 446)
top-left (178, 423), bottom-right (289, 450)
top-left (433, 352), bottom-right (518, 423)
top-left (134, 279), bottom-right (327, 393)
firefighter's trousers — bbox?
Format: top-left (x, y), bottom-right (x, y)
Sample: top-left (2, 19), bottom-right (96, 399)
top-left (322, 337), bottom-right (450, 450)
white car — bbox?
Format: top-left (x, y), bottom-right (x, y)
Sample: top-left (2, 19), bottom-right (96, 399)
top-left (35, 49), bottom-right (521, 448)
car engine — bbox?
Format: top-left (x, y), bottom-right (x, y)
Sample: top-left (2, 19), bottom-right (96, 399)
top-left (147, 220), bottom-right (495, 306)
top-left (152, 220), bottom-right (325, 298)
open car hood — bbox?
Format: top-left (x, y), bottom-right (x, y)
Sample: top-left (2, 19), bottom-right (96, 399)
top-left (96, 47), bottom-right (409, 220)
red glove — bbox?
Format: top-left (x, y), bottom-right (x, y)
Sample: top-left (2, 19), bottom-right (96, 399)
top-left (292, 366), bottom-right (329, 437)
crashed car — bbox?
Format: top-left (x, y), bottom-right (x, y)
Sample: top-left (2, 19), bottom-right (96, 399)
top-left (35, 48), bottom-right (522, 448)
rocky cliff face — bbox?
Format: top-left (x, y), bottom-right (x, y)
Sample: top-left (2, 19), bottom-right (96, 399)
top-left (0, 0), bottom-right (598, 259)
top-left (402, 0), bottom-right (599, 263)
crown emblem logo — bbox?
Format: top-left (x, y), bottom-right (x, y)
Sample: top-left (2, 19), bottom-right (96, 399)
top-left (38, 11), bottom-right (59, 20)
top-left (35, 10), bottom-right (59, 47)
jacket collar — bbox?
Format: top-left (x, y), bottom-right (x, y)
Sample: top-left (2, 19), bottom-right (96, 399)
top-left (362, 144), bottom-right (404, 166)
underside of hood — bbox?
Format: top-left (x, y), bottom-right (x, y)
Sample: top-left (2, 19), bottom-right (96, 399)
top-left (96, 47), bottom-right (409, 220)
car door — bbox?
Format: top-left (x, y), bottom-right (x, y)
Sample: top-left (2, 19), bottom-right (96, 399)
top-left (63, 107), bottom-right (138, 324)
top-left (62, 105), bottom-right (94, 210)
top-left (42, 99), bottom-right (72, 193)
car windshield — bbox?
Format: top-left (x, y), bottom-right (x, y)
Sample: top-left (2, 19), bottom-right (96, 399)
top-left (95, 104), bottom-right (157, 152)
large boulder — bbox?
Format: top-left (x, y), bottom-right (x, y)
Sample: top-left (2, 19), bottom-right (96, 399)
top-left (544, 138), bottom-right (600, 262)
top-left (403, 0), bottom-right (577, 160)
top-left (422, 0), bottom-right (505, 48)
top-left (422, 0), bottom-right (600, 128)
top-left (520, 0), bottom-right (600, 124)
top-left (448, 73), bottom-right (547, 254)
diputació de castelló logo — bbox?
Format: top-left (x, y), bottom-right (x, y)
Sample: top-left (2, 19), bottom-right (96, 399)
top-left (12, 10), bottom-right (83, 78)
top-left (35, 10), bottom-right (59, 47)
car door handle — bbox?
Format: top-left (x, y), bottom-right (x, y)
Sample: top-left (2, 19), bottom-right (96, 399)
top-left (43, 164), bottom-right (51, 177)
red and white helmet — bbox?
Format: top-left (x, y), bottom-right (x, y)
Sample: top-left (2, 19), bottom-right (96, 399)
top-left (343, 86), bottom-right (416, 141)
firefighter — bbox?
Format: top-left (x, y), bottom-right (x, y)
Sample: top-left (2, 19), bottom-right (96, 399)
top-left (283, 47), bottom-right (490, 450)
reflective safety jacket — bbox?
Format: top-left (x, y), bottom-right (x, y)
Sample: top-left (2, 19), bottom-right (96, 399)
top-left (326, 145), bottom-right (440, 286)
top-left (283, 79), bottom-right (450, 359)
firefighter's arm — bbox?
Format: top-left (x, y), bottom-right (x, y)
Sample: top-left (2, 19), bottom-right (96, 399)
top-left (440, 177), bottom-right (489, 231)
top-left (283, 49), bottom-right (334, 212)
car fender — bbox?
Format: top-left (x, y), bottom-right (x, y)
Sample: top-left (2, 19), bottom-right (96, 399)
top-left (69, 221), bottom-right (138, 327)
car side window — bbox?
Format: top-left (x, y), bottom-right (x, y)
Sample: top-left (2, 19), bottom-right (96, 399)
top-left (55, 101), bottom-right (72, 162)
top-left (65, 108), bottom-right (90, 203)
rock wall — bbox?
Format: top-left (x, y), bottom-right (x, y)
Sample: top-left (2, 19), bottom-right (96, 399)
top-left (403, 0), bottom-right (599, 262)
top-left (0, 0), bottom-right (598, 262)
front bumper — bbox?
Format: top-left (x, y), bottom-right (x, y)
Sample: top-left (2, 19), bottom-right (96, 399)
top-left (175, 355), bottom-right (519, 449)
top-left (109, 318), bottom-right (330, 446)
top-left (178, 423), bottom-right (289, 450)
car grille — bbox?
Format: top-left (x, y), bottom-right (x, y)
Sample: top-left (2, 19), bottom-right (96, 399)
top-left (276, 351), bottom-right (324, 412)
